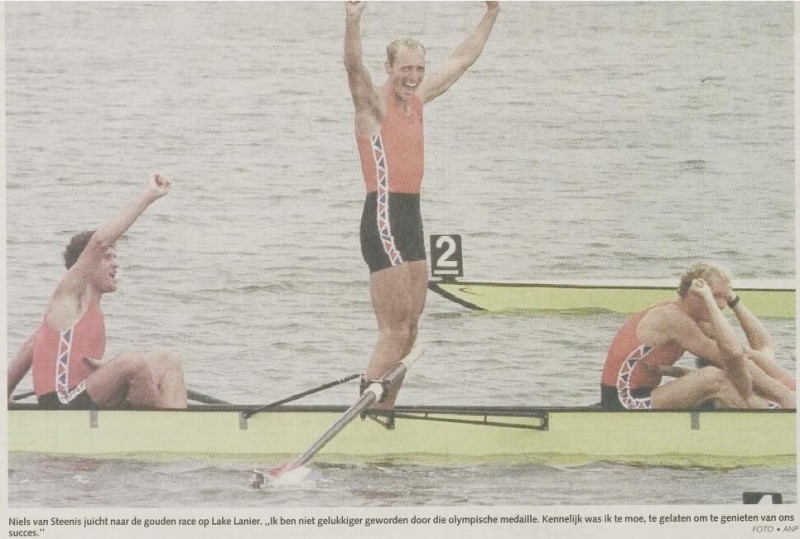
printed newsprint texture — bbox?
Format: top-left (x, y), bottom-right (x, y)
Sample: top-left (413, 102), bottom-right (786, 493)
top-left (3, 2), bottom-right (797, 538)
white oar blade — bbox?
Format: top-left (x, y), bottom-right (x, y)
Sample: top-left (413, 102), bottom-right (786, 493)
top-left (272, 465), bottom-right (320, 485)
top-left (251, 466), bottom-right (320, 488)
top-left (250, 346), bottom-right (425, 488)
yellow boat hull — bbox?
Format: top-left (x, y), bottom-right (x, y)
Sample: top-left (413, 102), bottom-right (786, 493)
top-left (7, 405), bottom-right (796, 468)
top-left (429, 280), bottom-right (796, 319)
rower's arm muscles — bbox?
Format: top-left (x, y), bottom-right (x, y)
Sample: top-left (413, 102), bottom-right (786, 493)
top-left (731, 300), bottom-right (772, 351)
top-left (660, 313), bottom-right (726, 366)
top-left (666, 311), bottom-right (751, 397)
top-left (54, 183), bottom-right (162, 303)
top-left (344, 12), bottom-right (380, 133)
top-left (421, 5), bottom-right (500, 103)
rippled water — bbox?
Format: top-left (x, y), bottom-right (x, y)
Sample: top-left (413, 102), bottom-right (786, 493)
top-left (4, 1), bottom-right (795, 511)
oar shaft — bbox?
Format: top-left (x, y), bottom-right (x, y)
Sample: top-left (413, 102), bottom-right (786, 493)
top-left (244, 373), bottom-right (361, 419)
top-left (292, 391), bottom-right (377, 468)
top-left (187, 390), bottom-right (230, 405)
top-left (281, 346), bottom-right (423, 471)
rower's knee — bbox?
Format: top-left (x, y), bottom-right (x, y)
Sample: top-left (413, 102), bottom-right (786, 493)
top-left (699, 365), bottom-right (727, 386)
top-left (146, 350), bottom-right (185, 376)
top-left (693, 365), bottom-right (725, 395)
top-left (379, 323), bottom-right (412, 346)
top-left (117, 355), bottom-right (155, 384)
top-left (160, 351), bottom-right (184, 373)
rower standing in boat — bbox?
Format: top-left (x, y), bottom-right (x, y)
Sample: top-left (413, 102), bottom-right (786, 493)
top-left (344, 1), bottom-right (500, 409)
top-left (600, 262), bottom-right (796, 410)
top-left (7, 174), bottom-right (188, 409)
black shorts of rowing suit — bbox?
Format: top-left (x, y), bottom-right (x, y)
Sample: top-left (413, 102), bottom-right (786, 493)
top-left (37, 390), bottom-right (98, 410)
top-left (600, 384), bottom-right (654, 411)
top-left (360, 192), bottom-right (425, 274)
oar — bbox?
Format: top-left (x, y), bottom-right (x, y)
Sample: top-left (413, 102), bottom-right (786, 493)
top-left (243, 373), bottom-right (361, 419)
top-left (254, 346), bottom-right (424, 486)
top-left (187, 389), bottom-right (231, 405)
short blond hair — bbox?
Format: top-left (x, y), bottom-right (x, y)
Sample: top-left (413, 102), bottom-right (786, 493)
top-left (677, 262), bottom-right (732, 297)
top-left (386, 38), bottom-right (426, 66)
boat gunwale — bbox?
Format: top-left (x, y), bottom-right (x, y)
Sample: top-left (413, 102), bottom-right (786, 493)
top-left (7, 402), bottom-right (797, 415)
top-left (429, 279), bottom-right (796, 293)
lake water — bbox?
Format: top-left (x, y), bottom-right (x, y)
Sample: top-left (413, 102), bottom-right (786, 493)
top-left (3, 0), bottom-right (796, 534)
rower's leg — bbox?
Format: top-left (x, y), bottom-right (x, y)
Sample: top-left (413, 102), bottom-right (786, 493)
top-left (651, 366), bottom-right (768, 409)
top-left (365, 263), bottom-right (417, 409)
top-left (145, 351), bottom-right (188, 409)
top-left (85, 353), bottom-right (163, 408)
top-left (748, 349), bottom-right (796, 391)
top-left (746, 361), bottom-right (796, 408)
top-left (406, 260), bottom-right (428, 353)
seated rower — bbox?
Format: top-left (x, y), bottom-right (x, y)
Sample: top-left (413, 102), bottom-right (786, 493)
top-left (600, 262), bottom-right (795, 410)
top-left (7, 174), bottom-right (187, 409)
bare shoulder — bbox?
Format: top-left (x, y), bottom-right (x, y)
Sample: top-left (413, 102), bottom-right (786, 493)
top-left (637, 302), bottom-right (688, 344)
top-left (45, 281), bottom-right (85, 330)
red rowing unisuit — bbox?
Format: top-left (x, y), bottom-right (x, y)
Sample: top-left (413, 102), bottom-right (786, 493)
top-left (602, 304), bottom-right (684, 390)
top-left (356, 89), bottom-right (424, 194)
top-left (32, 300), bottom-right (106, 402)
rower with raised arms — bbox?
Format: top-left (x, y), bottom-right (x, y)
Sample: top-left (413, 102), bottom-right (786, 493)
top-left (344, 0), bottom-right (501, 409)
top-left (601, 262), bottom-right (796, 410)
top-left (7, 174), bottom-right (188, 409)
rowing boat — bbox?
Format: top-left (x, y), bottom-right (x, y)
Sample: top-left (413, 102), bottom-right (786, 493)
top-left (428, 278), bottom-right (796, 318)
top-left (427, 234), bottom-right (796, 318)
top-left (7, 403), bottom-right (795, 469)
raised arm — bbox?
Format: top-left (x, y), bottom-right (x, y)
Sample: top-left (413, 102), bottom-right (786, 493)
top-left (344, 1), bottom-right (382, 136)
top-left (689, 279), bottom-right (745, 363)
top-left (639, 279), bottom-right (750, 398)
top-left (728, 290), bottom-right (772, 352)
top-left (667, 280), bottom-right (750, 397)
top-left (420, 1), bottom-right (501, 104)
top-left (47, 174), bottom-right (171, 326)
top-left (8, 330), bottom-right (37, 400)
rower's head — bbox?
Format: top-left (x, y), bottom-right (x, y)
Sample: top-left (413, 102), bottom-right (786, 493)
top-left (678, 262), bottom-right (732, 309)
top-left (385, 38), bottom-right (426, 101)
top-left (64, 230), bottom-right (96, 269)
top-left (64, 230), bottom-right (119, 294)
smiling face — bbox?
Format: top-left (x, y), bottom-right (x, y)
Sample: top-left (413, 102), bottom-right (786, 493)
top-left (385, 42), bottom-right (426, 103)
top-left (91, 246), bottom-right (119, 294)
